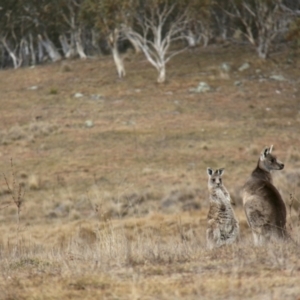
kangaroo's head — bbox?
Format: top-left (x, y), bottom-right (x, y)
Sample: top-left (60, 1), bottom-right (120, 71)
top-left (259, 145), bottom-right (284, 172)
top-left (207, 168), bottom-right (224, 189)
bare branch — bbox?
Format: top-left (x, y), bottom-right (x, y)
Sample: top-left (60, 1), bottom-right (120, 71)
top-left (279, 4), bottom-right (300, 16)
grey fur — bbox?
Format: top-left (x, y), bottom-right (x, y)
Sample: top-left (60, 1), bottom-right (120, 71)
top-left (206, 168), bottom-right (239, 249)
top-left (242, 146), bottom-right (287, 245)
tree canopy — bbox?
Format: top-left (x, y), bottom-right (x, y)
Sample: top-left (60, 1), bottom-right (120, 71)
top-left (0, 0), bottom-right (298, 78)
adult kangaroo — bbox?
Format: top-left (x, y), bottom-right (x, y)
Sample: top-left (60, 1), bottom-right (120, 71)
top-left (242, 145), bottom-right (287, 245)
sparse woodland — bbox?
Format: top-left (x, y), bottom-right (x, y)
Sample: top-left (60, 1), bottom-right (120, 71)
top-left (0, 1), bottom-right (300, 300)
top-left (0, 0), bottom-right (300, 82)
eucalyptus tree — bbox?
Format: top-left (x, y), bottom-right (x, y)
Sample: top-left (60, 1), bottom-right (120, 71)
top-left (81, 0), bottom-right (136, 78)
top-left (123, 0), bottom-right (199, 83)
top-left (22, 0), bottom-right (62, 62)
top-left (219, 0), bottom-right (290, 59)
top-left (53, 0), bottom-right (87, 59)
top-left (0, 0), bottom-right (27, 68)
top-left (25, 0), bottom-right (89, 61)
top-left (1, 0), bottom-right (89, 67)
top-left (211, 1), bottom-right (233, 41)
top-left (184, 0), bottom-right (215, 47)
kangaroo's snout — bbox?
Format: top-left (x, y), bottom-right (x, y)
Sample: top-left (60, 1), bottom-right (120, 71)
top-left (279, 163), bottom-right (284, 170)
top-left (215, 179), bottom-right (221, 187)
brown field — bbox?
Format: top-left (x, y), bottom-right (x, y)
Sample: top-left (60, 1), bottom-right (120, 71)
top-left (0, 44), bottom-right (300, 299)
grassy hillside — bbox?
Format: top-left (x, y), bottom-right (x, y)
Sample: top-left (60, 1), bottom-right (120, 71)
top-left (0, 44), bottom-right (299, 299)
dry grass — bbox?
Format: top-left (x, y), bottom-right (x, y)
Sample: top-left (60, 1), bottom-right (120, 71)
top-left (0, 214), bottom-right (299, 299)
top-left (0, 44), bottom-right (300, 299)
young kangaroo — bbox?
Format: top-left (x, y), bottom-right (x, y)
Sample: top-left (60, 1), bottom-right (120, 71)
top-left (206, 168), bottom-right (239, 249)
top-left (242, 145), bottom-right (287, 245)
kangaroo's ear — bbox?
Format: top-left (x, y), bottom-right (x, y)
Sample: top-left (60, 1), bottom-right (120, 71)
top-left (207, 168), bottom-right (213, 176)
top-left (261, 147), bottom-right (269, 161)
top-left (269, 145), bottom-right (273, 153)
top-left (218, 168), bottom-right (225, 176)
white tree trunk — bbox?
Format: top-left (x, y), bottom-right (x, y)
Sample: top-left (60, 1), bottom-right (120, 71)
top-left (157, 65), bottom-right (166, 83)
top-left (1, 38), bottom-right (22, 69)
top-left (29, 33), bottom-right (36, 66)
top-left (8, 51), bottom-right (19, 69)
top-left (109, 30), bottom-right (125, 78)
top-left (202, 34), bottom-right (210, 47)
top-left (75, 29), bottom-right (87, 59)
top-left (112, 46), bottom-right (126, 78)
top-left (59, 34), bottom-right (76, 58)
top-left (257, 37), bottom-right (269, 59)
top-left (20, 38), bottom-right (30, 67)
top-left (38, 39), bottom-right (45, 62)
top-left (186, 30), bottom-right (197, 47)
top-left (38, 34), bottom-right (62, 62)
top-left (124, 32), bottom-right (141, 53)
top-left (60, 34), bottom-right (70, 57)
